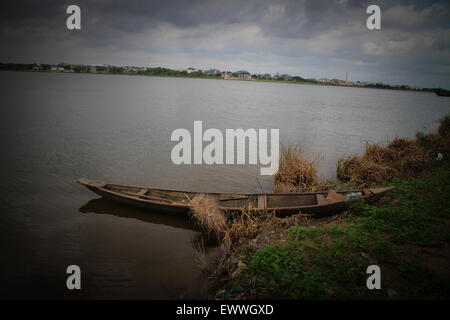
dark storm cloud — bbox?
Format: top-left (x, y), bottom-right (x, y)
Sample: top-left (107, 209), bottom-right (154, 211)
top-left (382, 2), bottom-right (450, 31)
top-left (1, 0), bottom-right (448, 33)
top-left (0, 0), bottom-right (449, 88)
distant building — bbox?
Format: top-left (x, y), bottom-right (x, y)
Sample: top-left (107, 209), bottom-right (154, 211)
top-left (186, 67), bottom-right (198, 74)
top-left (204, 68), bottom-right (221, 75)
top-left (122, 66), bottom-right (145, 73)
top-left (234, 70), bottom-right (251, 80)
top-left (221, 71), bottom-right (233, 79)
top-left (329, 79), bottom-right (347, 85)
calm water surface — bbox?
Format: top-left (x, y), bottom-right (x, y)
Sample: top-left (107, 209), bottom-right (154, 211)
top-left (0, 71), bottom-right (449, 298)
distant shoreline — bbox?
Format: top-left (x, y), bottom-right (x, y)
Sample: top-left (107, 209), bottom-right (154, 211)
top-left (0, 68), bottom-right (441, 94)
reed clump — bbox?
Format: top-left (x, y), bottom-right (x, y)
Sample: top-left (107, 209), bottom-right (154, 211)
top-left (274, 144), bottom-right (318, 191)
top-left (336, 115), bottom-right (450, 185)
top-left (190, 194), bottom-right (227, 239)
top-left (337, 139), bottom-right (434, 184)
top-left (337, 154), bottom-right (399, 184)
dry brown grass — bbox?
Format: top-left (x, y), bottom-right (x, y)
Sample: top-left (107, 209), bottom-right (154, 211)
top-left (190, 194), bottom-right (227, 239)
top-left (273, 182), bottom-right (297, 193)
top-left (274, 144), bottom-right (318, 191)
top-left (336, 133), bottom-right (447, 184)
top-left (274, 115), bottom-right (450, 188)
top-left (337, 155), bottom-right (398, 184)
top-left (222, 204), bottom-right (264, 250)
top-left (221, 204), bottom-right (310, 250)
top-left (387, 138), bottom-right (434, 173)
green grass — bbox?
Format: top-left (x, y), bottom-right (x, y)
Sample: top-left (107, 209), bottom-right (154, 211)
top-left (228, 162), bottom-right (450, 299)
top-left (354, 163), bottom-right (450, 246)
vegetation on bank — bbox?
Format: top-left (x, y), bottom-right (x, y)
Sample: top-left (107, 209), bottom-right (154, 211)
top-left (220, 165), bottom-right (450, 299)
top-left (0, 62), bottom-right (321, 86)
top-left (198, 115), bottom-right (450, 300)
top-left (1, 62), bottom-right (442, 92)
top-left (434, 88), bottom-right (450, 97)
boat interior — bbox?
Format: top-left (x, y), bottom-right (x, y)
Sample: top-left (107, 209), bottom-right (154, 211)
top-left (103, 184), bottom-right (366, 209)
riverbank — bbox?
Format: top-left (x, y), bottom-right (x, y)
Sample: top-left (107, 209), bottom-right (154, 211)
top-left (206, 116), bottom-right (450, 299)
top-left (0, 66), bottom-right (432, 93)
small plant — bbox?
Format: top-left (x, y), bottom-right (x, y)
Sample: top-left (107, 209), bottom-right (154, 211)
top-left (348, 198), bottom-right (368, 216)
top-left (288, 224), bottom-right (321, 240)
top-left (245, 242), bottom-right (327, 299)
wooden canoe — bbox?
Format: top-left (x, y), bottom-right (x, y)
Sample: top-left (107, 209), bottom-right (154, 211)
top-left (77, 178), bottom-right (394, 217)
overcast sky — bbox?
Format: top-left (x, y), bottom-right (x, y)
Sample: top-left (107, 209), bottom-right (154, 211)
top-left (0, 0), bottom-right (449, 88)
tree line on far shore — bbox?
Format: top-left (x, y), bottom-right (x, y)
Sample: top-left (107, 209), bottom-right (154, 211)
top-left (1, 62), bottom-right (447, 95)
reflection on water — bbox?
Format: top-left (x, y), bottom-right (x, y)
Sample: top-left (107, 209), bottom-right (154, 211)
top-left (79, 198), bottom-right (221, 256)
top-left (75, 198), bottom-right (223, 299)
top-left (79, 198), bottom-right (198, 231)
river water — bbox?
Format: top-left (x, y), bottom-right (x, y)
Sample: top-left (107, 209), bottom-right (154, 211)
top-left (0, 71), bottom-right (448, 298)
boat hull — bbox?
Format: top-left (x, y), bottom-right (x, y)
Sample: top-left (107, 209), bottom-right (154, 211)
top-left (84, 185), bottom-right (191, 215)
top-left (77, 178), bottom-right (394, 218)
